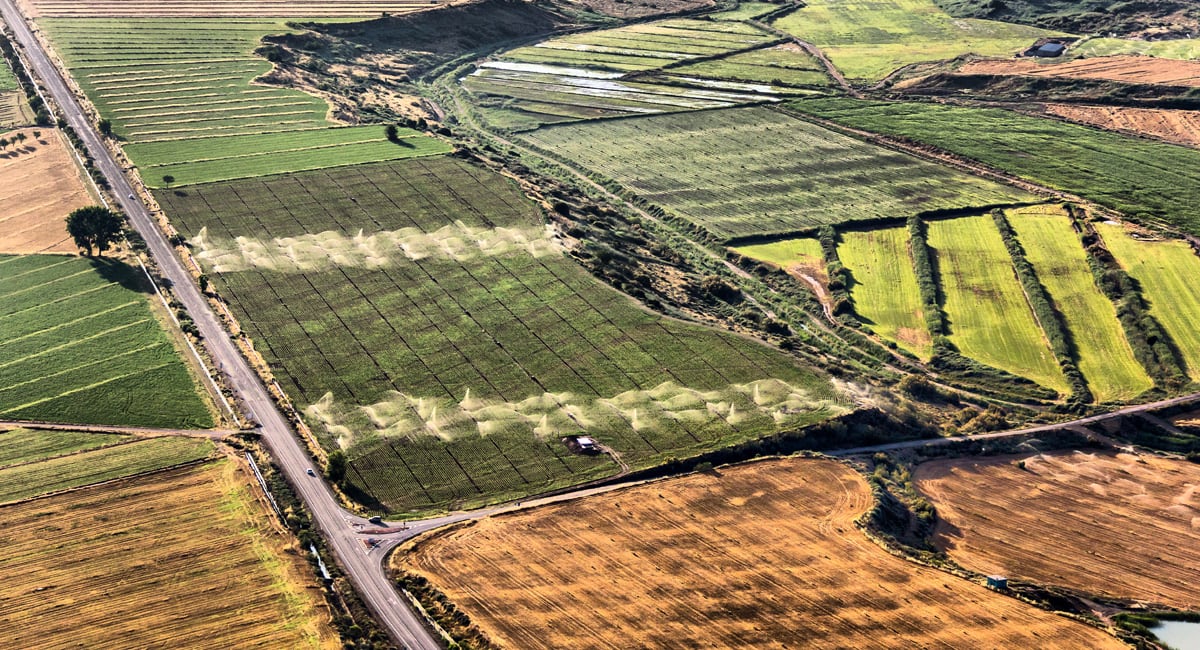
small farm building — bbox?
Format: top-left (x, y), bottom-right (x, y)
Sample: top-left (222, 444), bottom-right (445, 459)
top-left (1034, 43), bottom-right (1066, 57)
top-left (987, 575), bottom-right (1008, 590)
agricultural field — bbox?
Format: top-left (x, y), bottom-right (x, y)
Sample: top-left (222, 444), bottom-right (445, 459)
top-left (38, 19), bottom-right (448, 183)
top-left (730, 236), bottom-right (823, 269)
top-left (927, 215), bottom-right (1068, 393)
top-left (0, 128), bottom-right (91, 253)
top-left (917, 450), bottom-right (1200, 609)
top-left (523, 107), bottom-right (1033, 240)
top-left (0, 255), bottom-right (214, 428)
top-left (23, 0), bottom-right (430, 17)
top-left (1007, 206), bottom-right (1151, 401)
top-left (957, 55), bottom-right (1200, 87)
top-left (397, 457), bottom-right (1125, 648)
top-left (0, 91), bottom-right (31, 129)
top-left (0, 435), bottom-right (212, 504)
top-left (838, 226), bottom-right (932, 359)
top-left (772, 0), bottom-right (1063, 81)
top-left (792, 98), bottom-right (1200, 235)
top-left (1074, 37), bottom-right (1200, 60)
top-left (0, 426), bottom-right (128, 467)
top-left (1097, 222), bottom-right (1200, 381)
top-left (669, 42), bottom-right (832, 87)
top-left (465, 19), bottom-right (788, 128)
top-left (160, 156), bottom-right (846, 513)
top-left (1043, 105), bottom-right (1200, 149)
top-left (0, 459), bottom-right (337, 648)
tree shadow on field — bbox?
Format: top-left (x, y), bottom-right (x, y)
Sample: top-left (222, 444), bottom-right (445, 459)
top-left (341, 478), bottom-right (387, 513)
top-left (89, 257), bottom-right (152, 294)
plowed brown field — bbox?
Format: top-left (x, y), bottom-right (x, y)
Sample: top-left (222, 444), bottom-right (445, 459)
top-left (958, 55), bottom-right (1200, 87)
top-left (397, 458), bottom-right (1123, 649)
top-left (0, 128), bottom-right (90, 254)
top-left (1044, 104), bottom-right (1200, 148)
top-left (917, 451), bottom-right (1200, 609)
top-left (0, 460), bottom-right (337, 649)
top-left (22, 0), bottom-right (435, 17)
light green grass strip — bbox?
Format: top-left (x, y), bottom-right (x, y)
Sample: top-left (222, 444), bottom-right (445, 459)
top-left (838, 227), bottom-right (931, 360)
top-left (0, 437), bottom-right (213, 504)
top-left (1074, 37), bottom-right (1200, 60)
top-left (1097, 222), bottom-right (1200, 381)
top-left (928, 216), bottom-right (1068, 394)
top-left (1008, 206), bottom-right (1151, 402)
top-left (731, 237), bottom-right (823, 267)
top-left (0, 428), bottom-right (130, 468)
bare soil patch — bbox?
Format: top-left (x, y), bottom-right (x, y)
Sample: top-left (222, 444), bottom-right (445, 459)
top-left (397, 457), bottom-right (1123, 649)
top-left (958, 55), bottom-right (1200, 87)
top-left (917, 450), bottom-right (1200, 609)
top-left (0, 128), bottom-right (90, 254)
top-left (1044, 104), bottom-right (1200, 148)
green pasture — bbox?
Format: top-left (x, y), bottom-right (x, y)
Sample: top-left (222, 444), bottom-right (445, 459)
top-left (0, 255), bottom-right (213, 428)
top-left (792, 98), bottom-right (1200, 236)
top-left (1097, 223), bottom-right (1200, 382)
top-left (772, 0), bottom-right (1063, 80)
top-left (159, 157), bottom-right (846, 513)
top-left (731, 237), bottom-right (824, 268)
top-left (0, 436), bottom-right (213, 504)
top-left (708, 1), bottom-right (783, 20)
top-left (0, 428), bottom-right (130, 468)
top-left (522, 107), bottom-right (1034, 240)
top-left (927, 216), bottom-right (1068, 394)
top-left (1006, 206), bottom-right (1151, 402)
top-left (671, 45), bottom-right (831, 87)
top-left (838, 226), bottom-right (931, 360)
top-left (1073, 37), bottom-right (1200, 60)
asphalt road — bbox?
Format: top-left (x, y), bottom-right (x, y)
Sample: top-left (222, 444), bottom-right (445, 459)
top-left (0, 5), bottom-right (443, 649)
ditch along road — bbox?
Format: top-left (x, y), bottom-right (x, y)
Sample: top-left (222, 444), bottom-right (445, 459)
top-left (0, 4), bottom-right (442, 649)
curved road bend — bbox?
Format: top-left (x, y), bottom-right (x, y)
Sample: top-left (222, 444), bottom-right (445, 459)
top-left (0, 4), bottom-right (441, 648)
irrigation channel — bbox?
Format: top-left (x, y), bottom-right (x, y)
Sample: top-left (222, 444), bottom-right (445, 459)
top-left (5, 1), bottom-right (1200, 647)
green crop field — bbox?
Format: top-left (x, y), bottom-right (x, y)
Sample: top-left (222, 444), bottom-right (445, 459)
top-left (927, 216), bottom-right (1068, 393)
top-left (708, 1), bottom-right (783, 20)
top-left (0, 57), bottom-right (17, 92)
top-left (792, 98), bottom-right (1200, 236)
top-left (1007, 206), bottom-right (1151, 402)
top-left (0, 435), bottom-right (213, 504)
top-left (160, 156), bottom-right (846, 513)
top-left (523, 107), bottom-right (1034, 241)
top-left (0, 255), bottom-right (213, 428)
top-left (731, 237), bottom-right (824, 268)
top-left (670, 44), bottom-right (832, 88)
top-left (0, 428), bottom-right (130, 467)
top-left (772, 0), bottom-right (1061, 80)
top-left (39, 19), bottom-right (447, 183)
top-left (1097, 223), bottom-right (1200, 381)
top-left (838, 226), bottom-right (932, 360)
top-left (1073, 37), bottom-right (1200, 60)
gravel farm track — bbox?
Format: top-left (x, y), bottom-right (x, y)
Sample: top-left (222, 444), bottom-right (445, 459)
top-left (6, 0), bottom-right (1200, 648)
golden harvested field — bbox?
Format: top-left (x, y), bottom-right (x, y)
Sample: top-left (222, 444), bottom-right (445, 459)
top-left (398, 458), bottom-right (1123, 649)
top-left (1044, 104), bottom-right (1200, 148)
top-left (0, 460), bottom-right (337, 649)
top-left (917, 451), bottom-right (1200, 609)
top-left (22, 0), bottom-right (434, 17)
top-left (0, 128), bottom-right (91, 254)
top-left (958, 55), bottom-right (1200, 87)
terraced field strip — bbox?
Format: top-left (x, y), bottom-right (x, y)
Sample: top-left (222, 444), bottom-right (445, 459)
top-left (0, 426), bottom-right (129, 467)
top-left (669, 43), bottom-right (832, 87)
top-left (523, 106), bottom-right (1034, 240)
top-left (794, 98), bottom-right (1200, 236)
top-left (958, 55), bottom-right (1200, 88)
top-left (0, 128), bottom-right (91, 254)
top-left (838, 226), bottom-right (931, 360)
top-left (1007, 206), bottom-right (1151, 401)
top-left (0, 255), bottom-right (213, 428)
top-left (0, 435), bottom-right (212, 504)
top-left (927, 216), bottom-right (1068, 394)
top-left (1043, 105), bottom-right (1200, 149)
top-left (0, 461), bottom-right (336, 648)
top-left (26, 0), bottom-right (429, 17)
top-left (160, 156), bottom-right (845, 514)
top-left (1097, 222), bottom-right (1200, 381)
top-left (398, 457), bottom-right (1126, 649)
top-left (467, 19), bottom-right (787, 127)
top-left (731, 236), bottom-right (824, 268)
top-left (917, 450), bottom-right (1200, 609)
top-left (772, 0), bottom-right (1064, 81)
top-left (1074, 37), bottom-right (1200, 60)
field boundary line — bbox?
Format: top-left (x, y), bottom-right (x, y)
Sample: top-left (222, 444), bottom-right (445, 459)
top-left (0, 454), bottom-right (214, 509)
top-left (0, 360), bottom-right (172, 414)
top-left (0, 341), bottom-right (164, 393)
top-left (0, 418), bottom-right (232, 437)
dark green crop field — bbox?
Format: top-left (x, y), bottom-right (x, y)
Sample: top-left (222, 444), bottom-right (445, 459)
top-left (791, 98), bottom-right (1200, 236)
top-left (0, 255), bottom-right (213, 428)
top-left (161, 156), bottom-right (846, 513)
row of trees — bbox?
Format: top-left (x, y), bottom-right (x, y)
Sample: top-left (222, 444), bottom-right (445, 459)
top-left (0, 130), bottom-right (38, 152)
